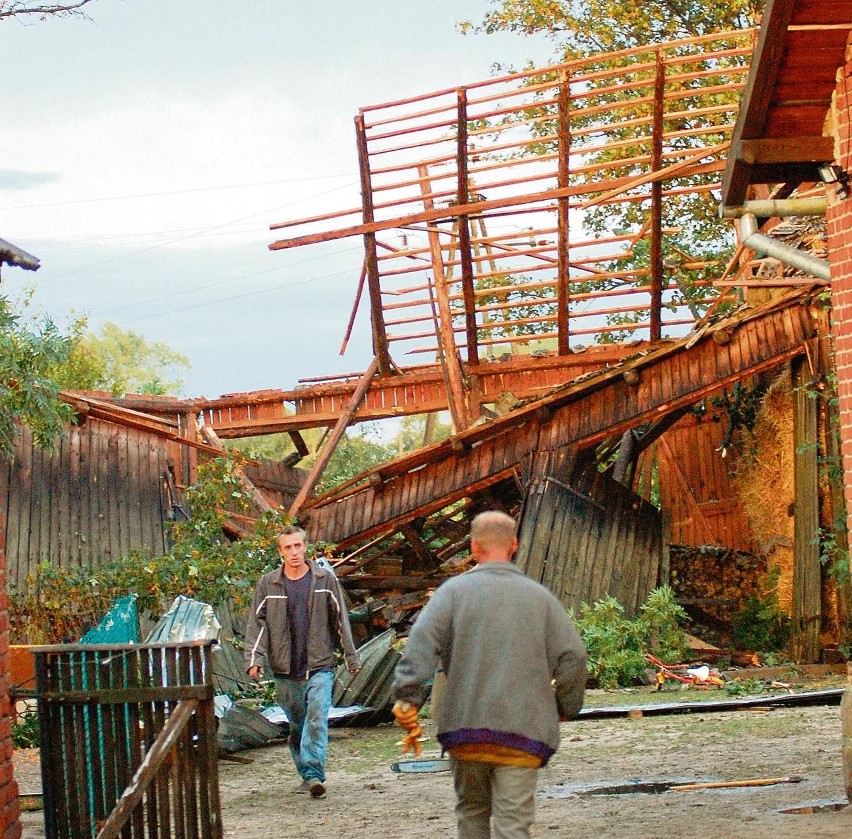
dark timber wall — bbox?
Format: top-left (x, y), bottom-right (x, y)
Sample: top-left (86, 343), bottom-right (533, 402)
top-left (516, 451), bottom-right (663, 616)
top-left (0, 419), bottom-right (178, 593)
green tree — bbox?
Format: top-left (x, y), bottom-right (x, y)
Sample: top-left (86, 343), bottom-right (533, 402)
top-left (461, 0), bottom-right (760, 59)
top-left (57, 320), bottom-right (191, 397)
top-left (395, 413), bottom-right (452, 453)
top-left (0, 296), bottom-right (75, 458)
top-left (462, 0), bottom-right (757, 339)
top-left (233, 424), bottom-right (396, 494)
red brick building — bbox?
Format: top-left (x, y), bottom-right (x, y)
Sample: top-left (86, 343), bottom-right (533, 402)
top-left (722, 0), bottom-right (852, 651)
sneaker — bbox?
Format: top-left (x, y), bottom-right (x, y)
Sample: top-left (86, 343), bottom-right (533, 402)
top-left (308, 780), bottom-right (326, 799)
top-left (293, 780), bottom-right (310, 795)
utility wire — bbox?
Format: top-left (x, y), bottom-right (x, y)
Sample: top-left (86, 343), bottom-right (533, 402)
top-left (36, 181), bottom-right (358, 283)
top-left (0, 173), bottom-right (356, 211)
top-left (121, 266), bottom-right (358, 324)
top-left (94, 244), bottom-right (363, 317)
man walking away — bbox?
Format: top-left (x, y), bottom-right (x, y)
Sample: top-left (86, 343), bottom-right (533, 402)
top-left (245, 525), bottom-right (360, 799)
top-left (392, 510), bottom-right (587, 838)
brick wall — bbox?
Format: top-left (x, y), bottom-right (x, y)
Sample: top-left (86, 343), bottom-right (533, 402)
top-left (828, 36), bottom-right (852, 540)
top-left (0, 512), bottom-right (20, 839)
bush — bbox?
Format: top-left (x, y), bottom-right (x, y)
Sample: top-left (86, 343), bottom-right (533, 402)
top-left (13, 713), bottom-right (39, 749)
top-left (572, 586), bottom-right (687, 688)
top-left (730, 567), bottom-right (790, 653)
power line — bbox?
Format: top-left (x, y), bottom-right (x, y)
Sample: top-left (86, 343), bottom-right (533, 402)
top-left (94, 244), bottom-right (363, 317)
top-left (0, 173), bottom-right (356, 211)
top-left (37, 182), bottom-right (357, 283)
top-left (120, 265), bottom-right (359, 325)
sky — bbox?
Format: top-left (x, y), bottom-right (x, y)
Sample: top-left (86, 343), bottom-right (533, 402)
top-left (1, 1), bottom-right (555, 399)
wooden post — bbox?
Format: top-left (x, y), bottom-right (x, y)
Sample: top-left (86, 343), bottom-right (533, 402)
top-left (456, 88), bottom-right (480, 367)
top-left (355, 113), bottom-right (392, 375)
top-left (557, 70), bottom-right (571, 355)
top-left (288, 357), bottom-right (379, 518)
top-left (650, 51), bottom-right (665, 342)
top-left (791, 355), bottom-right (821, 663)
top-left (418, 163), bottom-right (472, 431)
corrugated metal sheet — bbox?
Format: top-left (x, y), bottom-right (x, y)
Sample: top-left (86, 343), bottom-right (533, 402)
top-left (333, 629), bottom-right (399, 718)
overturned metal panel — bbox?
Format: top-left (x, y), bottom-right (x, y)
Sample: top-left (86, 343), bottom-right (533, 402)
top-left (333, 628), bottom-right (400, 718)
top-left (215, 699), bottom-right (284, 753)
top-left (146, 595), bottom-right (252, 696)
top-left (517, 453), bottom-right (662, 616)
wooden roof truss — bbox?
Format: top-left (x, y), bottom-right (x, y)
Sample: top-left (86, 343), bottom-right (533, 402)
top-left (272, 29), bottom-right (756, 409)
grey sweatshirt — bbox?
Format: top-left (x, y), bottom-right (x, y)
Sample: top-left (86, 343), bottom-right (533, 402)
top-left (393, 562), bottom-right (587, 765)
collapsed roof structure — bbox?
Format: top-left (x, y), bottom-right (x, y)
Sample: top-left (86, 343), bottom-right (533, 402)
top-left (5, 15), bottom-right (850, 662)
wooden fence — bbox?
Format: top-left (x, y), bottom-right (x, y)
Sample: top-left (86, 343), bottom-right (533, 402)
top-left (34, 640), bottom-right (221, 839)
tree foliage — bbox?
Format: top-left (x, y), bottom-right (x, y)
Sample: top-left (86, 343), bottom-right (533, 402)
top-left (461, 0), bottom-right (760, 59)
top-left (56, 320), bottom-right (191, 396)
top-left (0, 296), bottom-right (76, 458)
top-left (571, 586), bottom-right (687, 688)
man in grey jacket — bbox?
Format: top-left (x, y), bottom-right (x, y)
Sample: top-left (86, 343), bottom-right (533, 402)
top-left (392, 510), bottom-right (587, 838)
top-left (245, 525), bottom-right (360, 799)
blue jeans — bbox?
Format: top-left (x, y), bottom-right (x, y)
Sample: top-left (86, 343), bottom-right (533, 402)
top-left (275, 670), bottom-right (334, 783)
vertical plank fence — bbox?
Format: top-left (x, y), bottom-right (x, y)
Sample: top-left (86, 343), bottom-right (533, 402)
top-left (34, 640), bottom-right (222, 839)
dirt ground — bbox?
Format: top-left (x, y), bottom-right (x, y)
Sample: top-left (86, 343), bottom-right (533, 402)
top-left (15, 689), bottom-right (852, 839)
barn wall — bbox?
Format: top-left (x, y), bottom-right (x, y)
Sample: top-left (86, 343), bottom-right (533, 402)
top-left (517, 454), bottom-right (662, 617)
top-left (650, 415), bottom-right (756, 552)
top-left (0, 419), bottom-right (178, 593)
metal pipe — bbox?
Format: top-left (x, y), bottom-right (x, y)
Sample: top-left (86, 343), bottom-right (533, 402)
top-left (721, 198), bottom-right (827, 219)
top-left (738, 213), bottom-right (830, 280)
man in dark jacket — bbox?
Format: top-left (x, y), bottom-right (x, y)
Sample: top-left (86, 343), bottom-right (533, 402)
top-left (392, 510), bottom-right (587, 838)
top-left (245, 525), bottom-right (360, 799)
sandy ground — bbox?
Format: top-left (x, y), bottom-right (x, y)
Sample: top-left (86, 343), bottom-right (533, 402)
top-left (15, 695), bottom-right (852, 839)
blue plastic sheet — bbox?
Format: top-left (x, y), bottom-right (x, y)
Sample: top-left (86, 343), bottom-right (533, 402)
top-left (80, 594), bottom-right (139, 644)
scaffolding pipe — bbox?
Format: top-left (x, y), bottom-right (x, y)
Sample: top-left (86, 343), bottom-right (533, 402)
top-left (721, 198), bottom-right (827, 219)
top-left (738, 213), bottom-right (830, 280)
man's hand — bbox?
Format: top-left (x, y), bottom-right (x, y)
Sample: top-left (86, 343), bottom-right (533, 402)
top-left (248, 665), bottom-right (263, 682)
top-left (392, 700), bottom-right (423, 756)
top-left (348, 665), bottom-right (361, 675)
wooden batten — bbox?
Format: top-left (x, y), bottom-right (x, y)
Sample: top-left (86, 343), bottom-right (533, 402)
top-left (791, 355), bottom-right (821, 663)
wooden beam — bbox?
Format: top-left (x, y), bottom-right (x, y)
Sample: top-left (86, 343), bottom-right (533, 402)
top-left (288, 357), bottom-right (379, 518)
top-left (270, 158), bottom-right (727, 250)
top-left (59, 392), bottom-right (229, 459)
top-left (650, 52), bottom-right (665, 342)
top-left (398, 521), bottom-right (436, 572)
top-left (557, 70), bottom-right (571, 356)
top-left (456, 88), bottom-right (480, 367)
top-left (735, 136), bottom-right (834, 165)
top-left (581, 142), bottom-right (729, 210)
top-left (791, 355), bottom-right (821, 663)
top-left (418, 164), bottom-right (472, 431)
top-left (287, 430), bottom-right (310, 458)
top-left (355, 113), bottom-right (392, 375)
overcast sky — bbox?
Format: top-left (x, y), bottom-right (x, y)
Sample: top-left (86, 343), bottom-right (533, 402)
top-left (1, 1), bottom-right (553, 398)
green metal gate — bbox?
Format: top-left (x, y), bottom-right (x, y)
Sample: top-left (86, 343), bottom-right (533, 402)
top-left (34, 640), bottom-right (222, 839)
